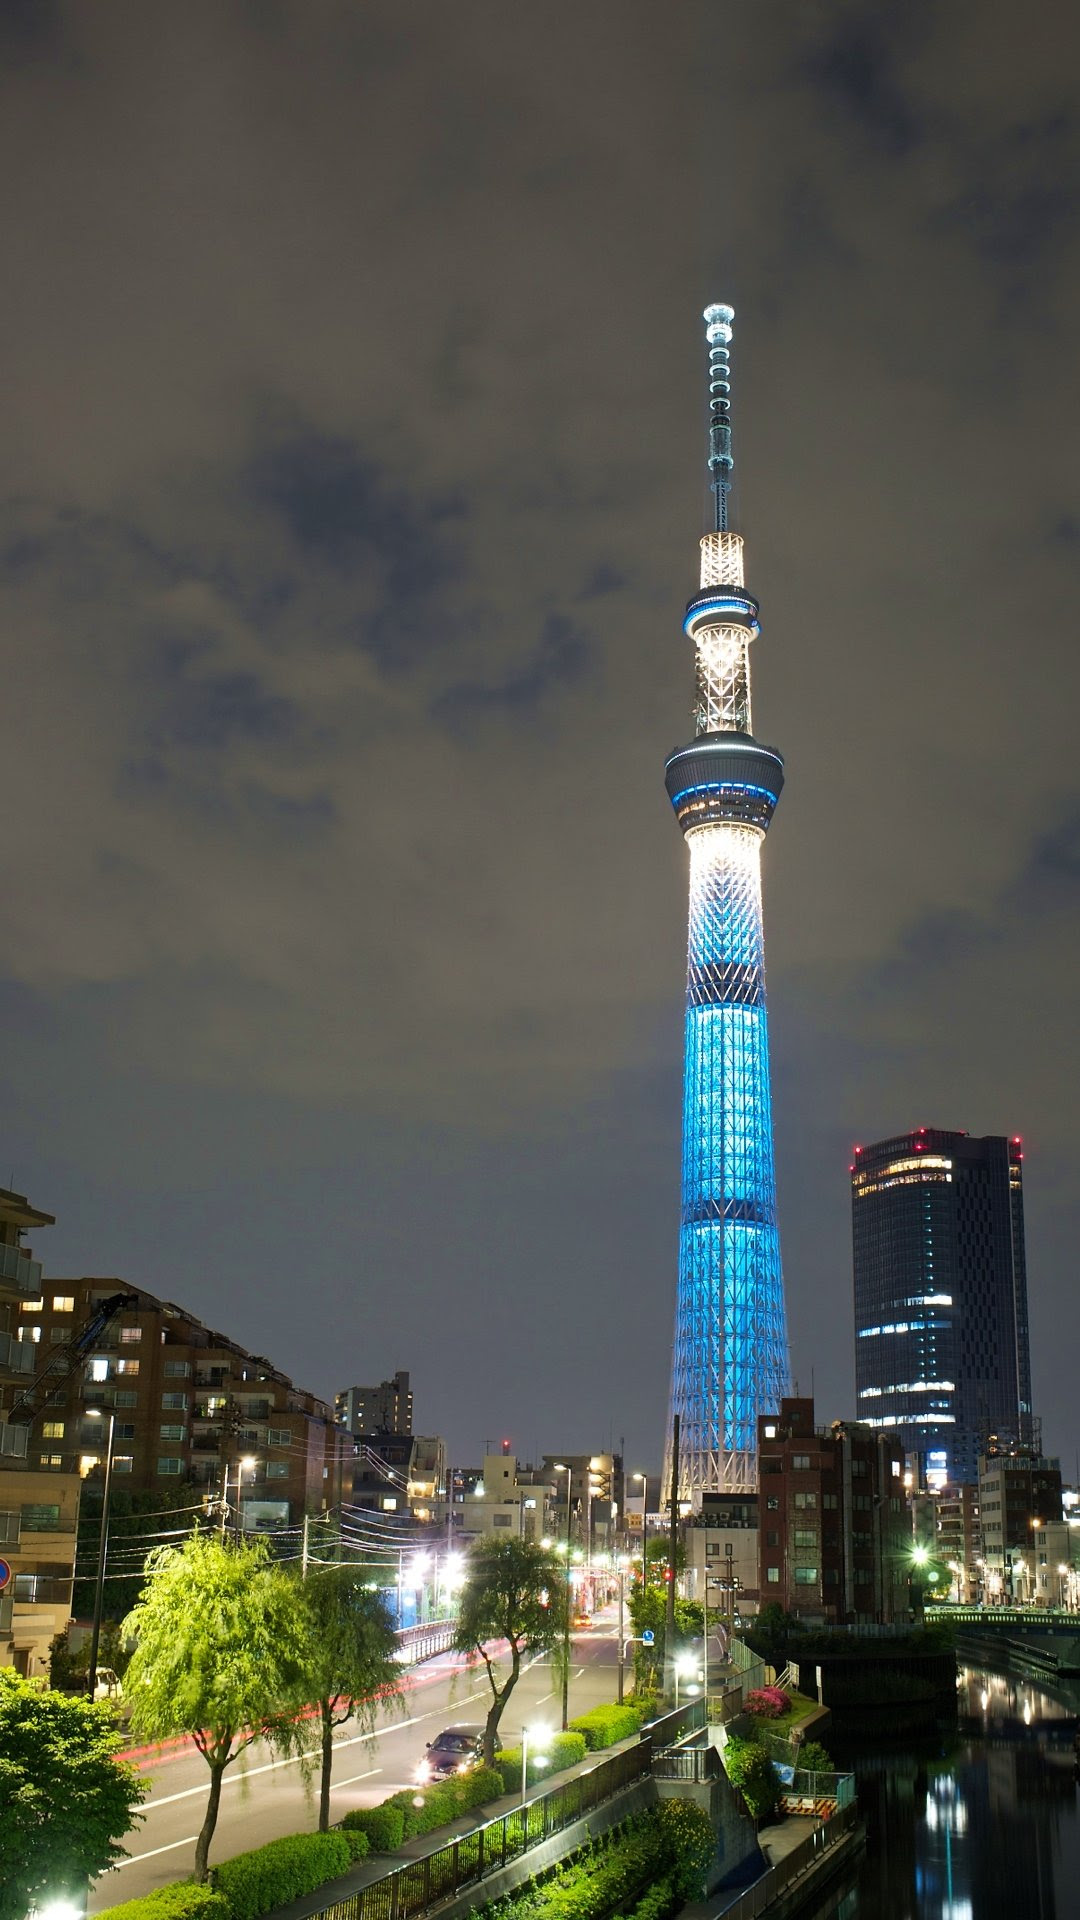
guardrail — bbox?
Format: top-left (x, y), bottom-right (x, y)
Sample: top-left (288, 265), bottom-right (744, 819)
top-left (718, 1801), bottom-right (861, 1919)
top-left (652, 1744), bottom-right (721, 1783)
top-left (643, 1695), bottom-right (707, 1747)
top-left (318, 1743), bottom-right (652, 1920)
top-left (394, 1619), bottom-right (455, 1665)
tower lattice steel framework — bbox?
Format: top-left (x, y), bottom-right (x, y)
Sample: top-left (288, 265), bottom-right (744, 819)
top-left (663, 304), bottom-right (791, 1501)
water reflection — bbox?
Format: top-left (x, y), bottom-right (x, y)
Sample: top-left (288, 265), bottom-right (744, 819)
top-left (821, 1666), bottom-right (1080, 1919)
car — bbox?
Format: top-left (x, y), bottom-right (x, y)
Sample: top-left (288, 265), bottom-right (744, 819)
top-left (414, 1724), bottom-right (486, 1785)
top-left (572, 1610), bottom-right (591, 1629)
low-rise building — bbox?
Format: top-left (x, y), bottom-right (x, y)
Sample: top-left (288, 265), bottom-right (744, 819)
top-left (757, 1397), bottom-right (910, 1625)
top-left (934, 1484), bottom-right (982, 1602)
top-left (684, 1493), bottom-right (759, 1620)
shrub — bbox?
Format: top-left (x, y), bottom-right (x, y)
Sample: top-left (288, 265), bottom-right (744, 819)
top-left (341, 1802), bottom-right (406, 1850)
top-left (569, 1702), bottom-right (644, 1750)
top-left (94, 1890), bottom-right (231, 1920)
top-left (212, 1832), bottom-right (352, 1920)
top-left (656, 1798), bottom-right (714, 1898)
top-left (722, 1737), bottom-right (782, 1820)
top-left (619, 1873), bottom-right (680, 1920)
top-left (384, 1763), bottom-right (504, 1837)
top-left (496, 1730), bottom-right (587, 1793)
top-left (797, 1739), bottom-right (833, 1774)
top-left (745, 1686), bottom-right (789, 1720)
top-left (341, 1828), bottom-right (371, 1862)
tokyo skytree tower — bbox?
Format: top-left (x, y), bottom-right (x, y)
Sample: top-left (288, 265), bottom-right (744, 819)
top-left (663, 304), bottom-right (791, 1502)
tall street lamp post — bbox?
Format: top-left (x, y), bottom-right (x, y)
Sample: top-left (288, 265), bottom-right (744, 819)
top-left (85, 1407), bottom-right (116, 1701)
top-left (554, 1465), bottom-right (572, 1729)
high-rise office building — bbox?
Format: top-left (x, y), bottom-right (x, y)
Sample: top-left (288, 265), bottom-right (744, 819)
top-left (852, 1129), bottom-right (1033, 1486)
top-left (664, 304), bottom-right (790, 1501)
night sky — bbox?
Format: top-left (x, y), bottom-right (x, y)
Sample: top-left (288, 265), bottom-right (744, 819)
top-left (2, 4), bottom-right (1078, 1475)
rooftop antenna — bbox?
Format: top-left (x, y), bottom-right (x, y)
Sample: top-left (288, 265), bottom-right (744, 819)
top-left (703, 303), bottom-right (735, 532)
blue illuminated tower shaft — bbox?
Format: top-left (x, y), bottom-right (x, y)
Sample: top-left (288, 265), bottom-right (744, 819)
top-left (664, 306), bottom-right (790, 1501)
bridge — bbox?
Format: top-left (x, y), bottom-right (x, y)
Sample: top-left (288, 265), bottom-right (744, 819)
top-left (925, 1604), bottom-right (1080, 1689)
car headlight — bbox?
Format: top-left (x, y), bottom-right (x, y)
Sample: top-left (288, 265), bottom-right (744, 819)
top-left (414, 1760), bottom-right (432, 1784)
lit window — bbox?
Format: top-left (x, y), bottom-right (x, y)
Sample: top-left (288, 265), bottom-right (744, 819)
top-left (38, 1454), bottom-right (63, 1469)
top-left (382, 1497), bottom-right (398, 1511)
top-left (112, 1455), bottom-right (134, 1474)
top-left (52, 1296), bottom-right (74, 1313)
top-left (120, 1326), bottom-right (142, 1344)
top-left (80, 1454), bottom-right (101, 1477)
top-left (116, 1359), bottom-right (140, 1376)
top-left (90, 1357), bottom-right (109, 1381)
top-left (22, 1297), bottom-right (44, 1311)
top-left (41, 1421), bottom-right (64, 1440)
top-left (763, 1424), bottom-right (777, 1438)
top-left (19, 1325), bottom-right (41, 1344)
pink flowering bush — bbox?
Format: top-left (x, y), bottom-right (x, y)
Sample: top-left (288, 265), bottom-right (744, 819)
top-left (746, 1685), bottom-right (790, 1720)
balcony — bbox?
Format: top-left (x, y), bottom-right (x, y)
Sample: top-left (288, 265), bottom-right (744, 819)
top-left (237, 1401), bottom-right (272, 1422)
top-left (0, 1330), bottom-right (36, 1375)
top-left (0, 1511), bottom-right (19, 1546)
top-left (0, 1242), bottom-right (43, 1294)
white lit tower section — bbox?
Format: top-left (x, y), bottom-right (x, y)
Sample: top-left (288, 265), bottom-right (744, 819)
top-left (663, 304), bottom-right (791, 1501)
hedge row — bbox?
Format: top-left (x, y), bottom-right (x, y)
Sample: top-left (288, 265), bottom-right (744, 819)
top-left (94, 1889), bottom-right (231, 1920)
top-left (568, 1702), bottom-right (645, 1751)
top-left (340, 1800), bottom-right (406, 1851)
top-left (212, 1831), bottom-right (362, 1920)
top-left (495, 1730), bottom-right (587, 1794)
top-left (381, 1762), bottom-right (506, 1838)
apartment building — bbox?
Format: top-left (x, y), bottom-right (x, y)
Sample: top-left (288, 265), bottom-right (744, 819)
top-left (0, 1186), bottom-right (81, 1675)
top-left (14, 1277), bottom-right (342, 1531)
top-left (757, 1397), bottom-right (910, 1625)
top-left (978, 1444), bottom-right (1063, 1599)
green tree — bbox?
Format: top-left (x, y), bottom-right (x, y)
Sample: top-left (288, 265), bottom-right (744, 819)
top-left (295, 1564), bottom-right (402, 1830)
top-left (123, 1531), bottom-right (314, 1880)
top-left (627, 1585), bottom-right (702, 1695)
top-left (452, 1536), bottom-right (567, 1765)
top-left (0, 1668), bottom-right (146, 1920)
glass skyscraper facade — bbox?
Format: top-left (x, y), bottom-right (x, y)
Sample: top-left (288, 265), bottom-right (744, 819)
top-left (852, 1128), bottom-right (1033, 1486)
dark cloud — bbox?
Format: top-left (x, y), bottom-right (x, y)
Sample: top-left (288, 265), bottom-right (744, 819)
top-left (0, 1), bottom-right (1077, 1470)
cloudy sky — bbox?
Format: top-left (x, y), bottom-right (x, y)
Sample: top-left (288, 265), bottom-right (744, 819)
top-left (2, 2), bottom-right (1078, 1472)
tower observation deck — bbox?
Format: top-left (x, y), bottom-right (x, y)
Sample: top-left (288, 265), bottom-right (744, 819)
top-left (663, 305), bottom-right (791, 1502)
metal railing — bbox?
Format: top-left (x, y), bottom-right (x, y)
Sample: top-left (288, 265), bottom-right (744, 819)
top-left (653, 1743), bottom-right (721, 1782)
top-left (316, 1743), bottom-right (652, 1920)
top-left (394, 1619), bottom-right (456, 1665)
top-left (643, 1695), bottom-right (707, 1747)
top-left (718, 1801), bottom-right (861, 1920)
top-left (708, 1685), bottom-right (745, 1723)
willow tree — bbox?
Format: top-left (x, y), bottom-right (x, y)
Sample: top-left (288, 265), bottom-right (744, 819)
top-left (123, 1531), bottom-right (312, 1880)
top-left (296, 1563), bottom-right (401, 1829)
top-left (452, 1536), bottom-right (567, 1765)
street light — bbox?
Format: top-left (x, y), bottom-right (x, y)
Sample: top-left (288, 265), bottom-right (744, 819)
top-left (222, 1454), bottom-right (257, 1545)
top-left (84, 1407), bottom-right (115, 1701)
top-left (553, 1466), bottom-right (572, 1730)
top-left (521, 1723), bottom-right (551, 1805)
top-left (674, 1651), bottom-right (698, 1712)
top-left (615, 1553), bottom-right (629, 1704)
top-left (632, 1472), bottom-right (648, 1582)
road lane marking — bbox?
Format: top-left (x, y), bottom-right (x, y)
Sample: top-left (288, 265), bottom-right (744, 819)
top-left (332, 1766), bottom-right (382, 1792)
top-left (141, 1692), bottom-right (489, 1816)
top-left (114, 1836), bottom-right (201, 1869)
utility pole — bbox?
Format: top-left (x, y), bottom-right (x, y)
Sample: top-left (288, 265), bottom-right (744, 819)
top-left (665, 1414), bottom-right (680, 1703)
top-left (302, 1511), bottom-right (310, 1579)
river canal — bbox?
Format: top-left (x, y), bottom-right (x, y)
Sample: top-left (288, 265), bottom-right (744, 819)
top-left (819, 1664), bottom-right (1080, 1919)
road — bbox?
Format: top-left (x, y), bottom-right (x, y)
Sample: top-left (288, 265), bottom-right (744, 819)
top-left (93, 1619), bottom-right (623, 1910)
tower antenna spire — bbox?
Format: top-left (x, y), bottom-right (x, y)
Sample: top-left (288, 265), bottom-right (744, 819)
top-left (703, 303), bottom-right (735, 533)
